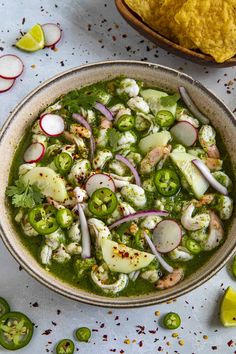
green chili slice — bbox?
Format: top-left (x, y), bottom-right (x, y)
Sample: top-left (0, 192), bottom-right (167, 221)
top-left (155, 110), bottom-right (175, 127)
top-left (56, 339), bottom-right (75, 354)
top-left (186, 238), bottom-right (202, 254)
top-left (56, 208), bottom-right (73, 229)
top-left (0, 298), bottom-right (10, 319)
top-left (55, 152), bottom-right (73, 174)
top-left (88, 188), bottom-right (117, 217)
top-left (154, 168), bottom-right (180, 196)
top-left (0, 312), bottom-right (33, 350)
top-left (163, 312), bottom-right (181, 330)
top-left (75, 327), bottom-right (91, 342)
top-left (116, 114), bottom-right (135, 131)
top-left (232, 256), bottom-right (236, 278)
top-left (29, 204), bottom-right (59, 235)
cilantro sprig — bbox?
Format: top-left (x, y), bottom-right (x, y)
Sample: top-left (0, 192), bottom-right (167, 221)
top-left (6, 179), bottom-right (44, 209)
top-left (107, 128), bottom-right (122, 151)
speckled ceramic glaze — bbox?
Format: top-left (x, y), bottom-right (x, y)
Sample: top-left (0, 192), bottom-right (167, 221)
top-left (0, 61), bottom-right (235, 308)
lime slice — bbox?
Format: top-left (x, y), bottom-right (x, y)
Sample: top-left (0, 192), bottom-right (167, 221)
top-left (16, 24), bottom-right (44, 52)
top-left (220, 286), bottom-right (236, 327)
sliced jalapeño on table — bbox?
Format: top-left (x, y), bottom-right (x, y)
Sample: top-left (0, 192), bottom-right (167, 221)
top-left (163, 312), bottom-right (181, 330)
top-left (75, 327), bottom-right (91, 342)
top-left (56, 338), bottom-right (75, 354)
top-left (0, 312), bottom-right (33, 350)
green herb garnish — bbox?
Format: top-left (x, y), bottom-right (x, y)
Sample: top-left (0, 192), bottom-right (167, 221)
top-left (6, 179), bottom-right (44, 208)
top-left (160, 93), bottom-right (180, 107)
top-left (108, 128), bottom-right (121, 150)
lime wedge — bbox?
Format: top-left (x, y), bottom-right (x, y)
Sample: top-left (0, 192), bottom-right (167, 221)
top-left (16, 24), bottom-right (44, 52)
top-left (220, 286), bottom-right (236, 327)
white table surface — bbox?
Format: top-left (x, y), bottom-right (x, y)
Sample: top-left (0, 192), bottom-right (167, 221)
top-left (0, 1), bottom-right (236, 353)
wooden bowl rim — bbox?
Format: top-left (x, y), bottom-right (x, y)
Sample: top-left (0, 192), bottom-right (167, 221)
top-left (116, 0), bottom-right (236, 66)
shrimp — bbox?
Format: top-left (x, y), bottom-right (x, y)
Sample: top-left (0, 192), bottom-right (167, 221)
top-left (205, 158), bottom-right (222, 171)
top-left (199, 125), bottom-right (220, 159)
top-left (195, 194), bottom-right (215, 207)
top-left (155, 268), bottom-right (184, 290)
top-left (201, 211), bottom-right (224, 251)
top-left (181, 203), bottom-right (210, 231)
top-left (140, 145), bottom-right (171, 174)
top-left (100, 117), bottom-right (112, 129)
top-left (91, 265), bottom-right (128, 294)
top-left (88, 218), bottom-right (111, 248)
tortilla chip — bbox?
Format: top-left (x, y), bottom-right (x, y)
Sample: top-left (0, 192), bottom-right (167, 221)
top-left (175, 0), bottom-right (236, 62)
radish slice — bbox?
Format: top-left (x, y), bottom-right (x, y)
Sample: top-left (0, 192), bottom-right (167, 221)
top-left (109, 210), bottom-right (169, 230)
top-left (115, 154), bottom-right (141, 186)
top-left (40, 114), bottom-right (65, 136)
top-left (42, 23), bottom-right (62, 47)
top-left (94, 102), bottom-right (114, 121)
top-left (192, 159), bottom-right (228, 195)
top-left (153, 219), bottom-right (182, 253)
top-left (170, 121), bottom-right (198, 147)
top-left (85, 173), bottom-right (115, 197)
top-left (0, 55), bottom-right (24, 79)
top-left (179, 86), bottom-right (209, 125)
top-left (23, 143), bottom-right (45, 163)
top-left (0, 77), bottom-right (15, 93)
top-left (144, 232), bottom-right (174, 273)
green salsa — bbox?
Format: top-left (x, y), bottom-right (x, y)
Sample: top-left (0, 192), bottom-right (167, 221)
top-left (6, 77), bottom-right (234, 297)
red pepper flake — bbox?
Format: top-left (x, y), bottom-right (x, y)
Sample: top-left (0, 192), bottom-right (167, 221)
top-left (136, 325), bottom-right (145, 335)
top-left (138, 340), bottom-right (143, 347)
top-left (92, 329), bottom-right (98, 332)
top-left (120, 350), bottom-right (124, 354)
top-left (57, 309), bottom-right (61, 315)
top-left (212, 346), bottom-right (217, 350)
top-left (42, 329), bottom-right (52, 335)
top-left (110, 350), bottom-right (116, 352)
top-left (103, 335), bottom-right (108, 341)
top-left (227, 340), bottom-right (234, 347)
top-left (115, 316), bottom-right (119, 320)
top-left (51, 321), bottom-right (57, 326)
top-left (32, 302), bottom-right (39, 307)
top-left (112, 36), bottom-right (116, 41)
top-left (100, 323), bottom-right (105, 328)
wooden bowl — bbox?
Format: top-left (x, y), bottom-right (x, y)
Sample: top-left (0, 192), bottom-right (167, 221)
top-left (115, 0), bottom-right (236, 67)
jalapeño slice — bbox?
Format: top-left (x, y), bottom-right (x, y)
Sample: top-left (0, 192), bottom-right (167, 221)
top-left (56, 339), bottom-right (75, 354)
top-left (0, 312), bottom-right (33, 350)
top-left (116, 114), bottom-right (135, 131)
top-left (29, 204), bottom-right (59, 235)
top-left (163, 312), bottom-right (181, 330)
top-left (154, 168), bottom-right (180, 196)
top-left (88, 188), bottom-right (117, 217)
top-left (55, 152), bottom-right (73, 174)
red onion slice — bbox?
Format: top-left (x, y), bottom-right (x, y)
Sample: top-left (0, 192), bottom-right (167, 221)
top-left (115, 154), bottom-right (141, 186)
top-left (179, 86), bottom-right (209, 125)
top-left (192, 159), bottom-right (228, 195)
top-left (77, 204), bottom-right (91, 259)
top-left (108, 210), bottom-right (169, 230)
top-left (144, 232), bottom-right (174, 273)
top-left (72, 113), bottom-right (95, 159)
top-left (95, 102), bottom-right (114, 121)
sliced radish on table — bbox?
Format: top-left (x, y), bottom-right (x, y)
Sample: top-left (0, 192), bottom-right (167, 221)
top-left (0, 77), bottom-right (15, 93)
top-left (153, 219), bottom-right (182, 253)
top-left (40, 113), bottom-right (65, 136)
top-left (170, 121), bottom-right (198, 147)
top-left (192, 159), bottom-right (228, 195)
top-left (144, 232), bottom-right (174, 273)
top-left (179, 86), bottom-right (209, 125)
top-left (0, 55), bottom-right (24, 79)
top-left (94, 102), bottom-right (114, 121)
top-left (85, 173), bottom-right (115, 197)
top-left (23, 142), bottom-right (45, 163)
top-left (42, 23), bottom-right (62, 47)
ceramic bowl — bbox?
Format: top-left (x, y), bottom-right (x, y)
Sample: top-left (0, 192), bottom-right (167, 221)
top-left (0, 60), bottom-right (235, 308)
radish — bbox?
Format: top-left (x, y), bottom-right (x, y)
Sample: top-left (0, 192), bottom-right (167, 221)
top-left (0, 55), bottom-right (24, 79)
top-left (170, 121), bottom-right (198, 147)
top-left (40, 113), bottom-right (65, 136)
top-left (0, 77), bottom-right (15, 93)
top-left (153, 219), bottom-right (182, 253)
top-left (23, 142), bottom-right (45, 163)
top-left (42, 23), bottom-right (62, 47)
top-left (85, 173), bottom-right (115, 197)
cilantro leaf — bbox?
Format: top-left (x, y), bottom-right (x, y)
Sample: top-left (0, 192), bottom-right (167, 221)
top-left (107, 128), bottom-right (121, 150)
top-left (160, 93), bottom-right (180, 107)
top-left (6, 179), bottom-right (44, 209)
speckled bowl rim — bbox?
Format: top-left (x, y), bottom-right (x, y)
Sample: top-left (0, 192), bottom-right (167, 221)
top-left (0, 60), bottom-right (235, 308)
